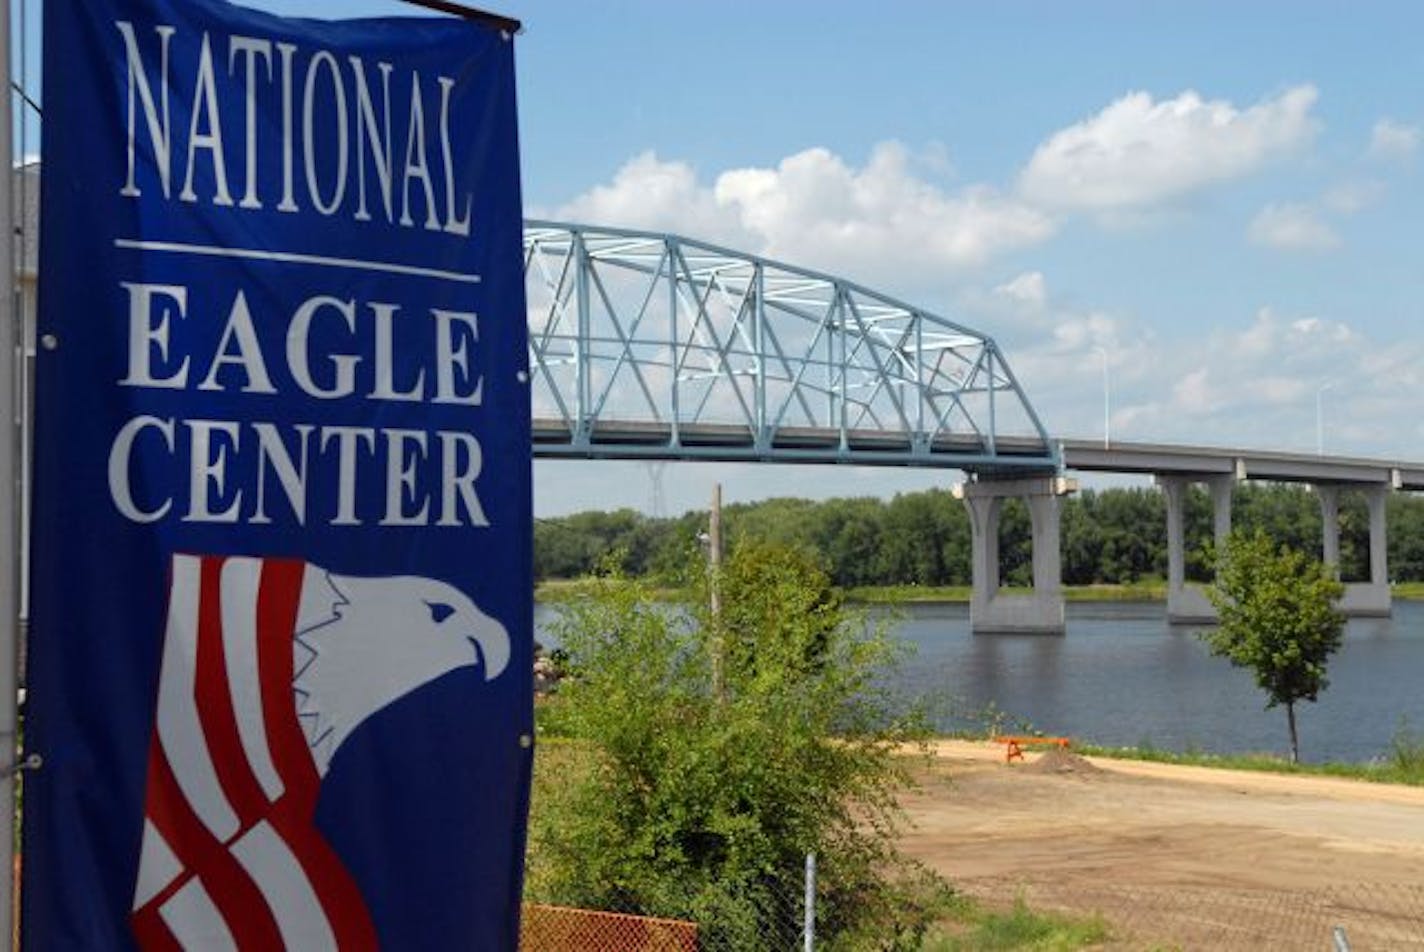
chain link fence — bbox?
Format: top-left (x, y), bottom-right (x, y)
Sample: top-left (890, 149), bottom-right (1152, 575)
top-left (520, 903), bottom-right (700, 951)
top-left (522, 875), bottom-right (1424, 950)
top-left (522, 857), bottom-right (817, 951)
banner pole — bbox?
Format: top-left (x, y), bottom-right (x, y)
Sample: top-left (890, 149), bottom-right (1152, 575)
top-left (393, 0), bottom-right (521, 33)
top-left (0, 0), bottom-right (17, 944)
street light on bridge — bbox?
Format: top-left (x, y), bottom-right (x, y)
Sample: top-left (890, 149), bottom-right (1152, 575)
top-left (1316, 381), bottom-right (1336, 456)
top-left (1093, 345), bottom-right (1110, 449)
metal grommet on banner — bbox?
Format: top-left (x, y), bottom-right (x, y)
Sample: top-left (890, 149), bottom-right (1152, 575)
top-left (518, 734), bottom-right (532, 749)
top-left (516, 370), bottom-right (528, 384)
top-left (40, 334), bottom-right (57, 351)
top-left (5, 752), bottom-right (42, 777)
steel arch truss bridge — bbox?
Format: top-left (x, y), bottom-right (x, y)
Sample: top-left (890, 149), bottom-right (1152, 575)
top-left (524, 222), bottom-right (1056, 473)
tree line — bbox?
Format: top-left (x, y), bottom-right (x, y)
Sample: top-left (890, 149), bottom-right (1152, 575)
top-left (536, 483), bottom-right (1424, 588)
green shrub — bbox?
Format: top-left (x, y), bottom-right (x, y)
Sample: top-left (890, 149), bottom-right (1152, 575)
top-left (526, 542), bottom-right (943, 950)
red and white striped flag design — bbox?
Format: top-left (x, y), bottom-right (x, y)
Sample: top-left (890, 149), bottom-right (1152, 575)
top-left (130, 554), bottom-right (377, 950)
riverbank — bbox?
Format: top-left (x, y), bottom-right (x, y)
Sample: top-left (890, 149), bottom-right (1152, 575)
top-left (533, 578), bottom-right (1166, 603)
top-left (537, 578), bottom-right (1424, 604)
top-left (905, 740), bottom-right (1424, 948)
top-left (844, 582), bottom-right (1166, 603)
top-left (845, 580), bottom-right (1424, 603)
top-left (1076, 737), bottom-right (1424, 786)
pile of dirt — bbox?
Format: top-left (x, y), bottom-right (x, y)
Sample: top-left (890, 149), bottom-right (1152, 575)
top-left (1021, 746), bottom-right (1102, 776)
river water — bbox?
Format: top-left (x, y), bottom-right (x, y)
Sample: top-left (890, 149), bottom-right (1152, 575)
top-left (534, 600), bottom-right (1424, 764)
top-left (891, 600), bottom-right (1424, 764)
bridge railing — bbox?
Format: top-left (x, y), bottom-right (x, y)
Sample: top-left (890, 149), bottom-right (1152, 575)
top-left (524, 221), bottom-right (1056, 471)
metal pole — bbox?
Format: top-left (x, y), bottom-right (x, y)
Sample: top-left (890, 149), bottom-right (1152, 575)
top-left (803, 852), bottom-right (816, 952)
top-left (0, 0), bottom-right (19, 943)
top-left (1095, 346), bottom-right (1110, 449)
top-left (753, 265), bottom-right (765, 448)
top-left (573, 232), bottom-right (589, 445)
top-left (392, 0), bottom-right (521, 33)
top-left (708, 483), bottom-right (722, 699)
top-left (1316, 382), bottom-right (1334, 456)
top-left (667, 241), bottom-right (680, 447)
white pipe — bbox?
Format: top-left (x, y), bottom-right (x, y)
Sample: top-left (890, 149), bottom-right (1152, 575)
top-left (803, 852), bottom-right (816, 951)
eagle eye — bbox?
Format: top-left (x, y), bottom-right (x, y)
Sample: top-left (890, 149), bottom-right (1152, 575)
top-left (426, 601), bottom-right (456, 624)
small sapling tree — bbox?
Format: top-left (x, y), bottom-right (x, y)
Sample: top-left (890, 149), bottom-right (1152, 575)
top-left (1204, 529), bottom-right (1345, 763)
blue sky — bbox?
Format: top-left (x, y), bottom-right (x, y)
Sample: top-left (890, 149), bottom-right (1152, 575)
top-left (47, 1), bottom-right (1424, 514)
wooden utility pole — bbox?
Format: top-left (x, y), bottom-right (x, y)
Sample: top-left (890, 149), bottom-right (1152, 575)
top-left (709, 483), bottom-right (724, 698)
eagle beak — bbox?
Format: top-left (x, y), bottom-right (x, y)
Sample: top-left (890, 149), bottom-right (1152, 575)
top-left (467, 621), bottom-right (510, 681)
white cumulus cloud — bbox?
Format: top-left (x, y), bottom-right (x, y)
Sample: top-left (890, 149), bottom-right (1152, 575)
top-left (982, 292), bottom-right (1422, 456)
top-left (1171, 368), bottom-right (1219, 414)
top-left (1248, 203), bottom-right (1341, 251)
top-left (1369, 118), bottom-right (1420, 160)
top-left (1019, 85), bottom-right (1319, 211)
top-left (1320, 180), bottom-right (1385, 215)
top-left (993, 271), bottom-right (1048, 310)
top-left (1095, 306), bottom-right (1407, 451)
top-left (715, 143), bottom-right (1057, 275)
top-left (548, 144), bottom-right (1056, 282)
top-left (544, 151), bottom-right (748, 243)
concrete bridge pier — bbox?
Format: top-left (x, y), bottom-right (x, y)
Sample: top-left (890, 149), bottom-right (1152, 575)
top-left (955, 476), bottom-right (1073, 634)
top-left (1317, 484), bottom-right (1391, 616)
top-left (1158, 474), bottom-right (1235, 624)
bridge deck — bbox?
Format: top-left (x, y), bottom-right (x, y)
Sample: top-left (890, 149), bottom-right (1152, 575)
top-left (532, 419), bottom-right (1055, 469)
top-left (1060, 439), bottom-right (1424, 489)
top-left (530, 422), bottom-right (1424, 489)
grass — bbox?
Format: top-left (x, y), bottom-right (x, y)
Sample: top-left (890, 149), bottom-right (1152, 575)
top-left (537, 578), bottom-right (1169, 605)
top-left (843, 581), bottom-right (1167, 604)
top-left (925, 895), bottom-right (1108, 951)
top-left (534, 577), bottom-right (686, 603)
top-left (933, 712), bottom-right (1424, 787)
top-left (1075, 729), bottom-right (1424, 787)
top-left (539, 577), bottom-right (1424, 604)
top-left (824, 579), bottom-right (1424, 603)
top-left (844, 584), bottom-right (975, 603)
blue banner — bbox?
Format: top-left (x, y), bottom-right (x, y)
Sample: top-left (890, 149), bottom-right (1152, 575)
top-left (27, 0), bottom-right (530, 948)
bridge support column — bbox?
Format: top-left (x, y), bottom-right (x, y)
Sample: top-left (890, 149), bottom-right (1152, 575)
top-left (1315, 484), bottom-right (1391, 616)
top-left (1158, 474), bottom-right (1234, 624)
top-left (956, 476), bottom-right (1071, 634)
top-left (1318, 485), bottom-right (1340, 568)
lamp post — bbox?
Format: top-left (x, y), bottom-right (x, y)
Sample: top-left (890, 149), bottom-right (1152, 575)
top-left (1316, 382), bottom-right (1335, 456)
top-left (1093, 346), bottom-right (1110, 449)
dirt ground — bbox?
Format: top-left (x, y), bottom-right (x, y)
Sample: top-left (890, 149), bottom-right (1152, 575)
top-left (900, 741), bottom-right (1424, 950)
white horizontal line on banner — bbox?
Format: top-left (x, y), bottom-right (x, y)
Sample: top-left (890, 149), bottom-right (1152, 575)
top-left (113, 239), bottom-right (483, 285)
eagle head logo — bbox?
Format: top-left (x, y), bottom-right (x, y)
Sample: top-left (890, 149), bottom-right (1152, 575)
top-left (295, 568), bottom-right (511, 775)
top-left (131, 556), bottom-right (514, 949)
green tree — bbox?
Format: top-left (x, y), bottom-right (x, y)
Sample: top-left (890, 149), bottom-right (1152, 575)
top-left (996, 498), bottom-right (1033, 587)
top-left (1389, 493), bottom-right (1424, 581)
top-left (533, 482), bottom-right (1424, 591)
top-left (1203, 530), bottom-right (1345, 763)
top-left (530, 544), bottom-right (945, 949)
